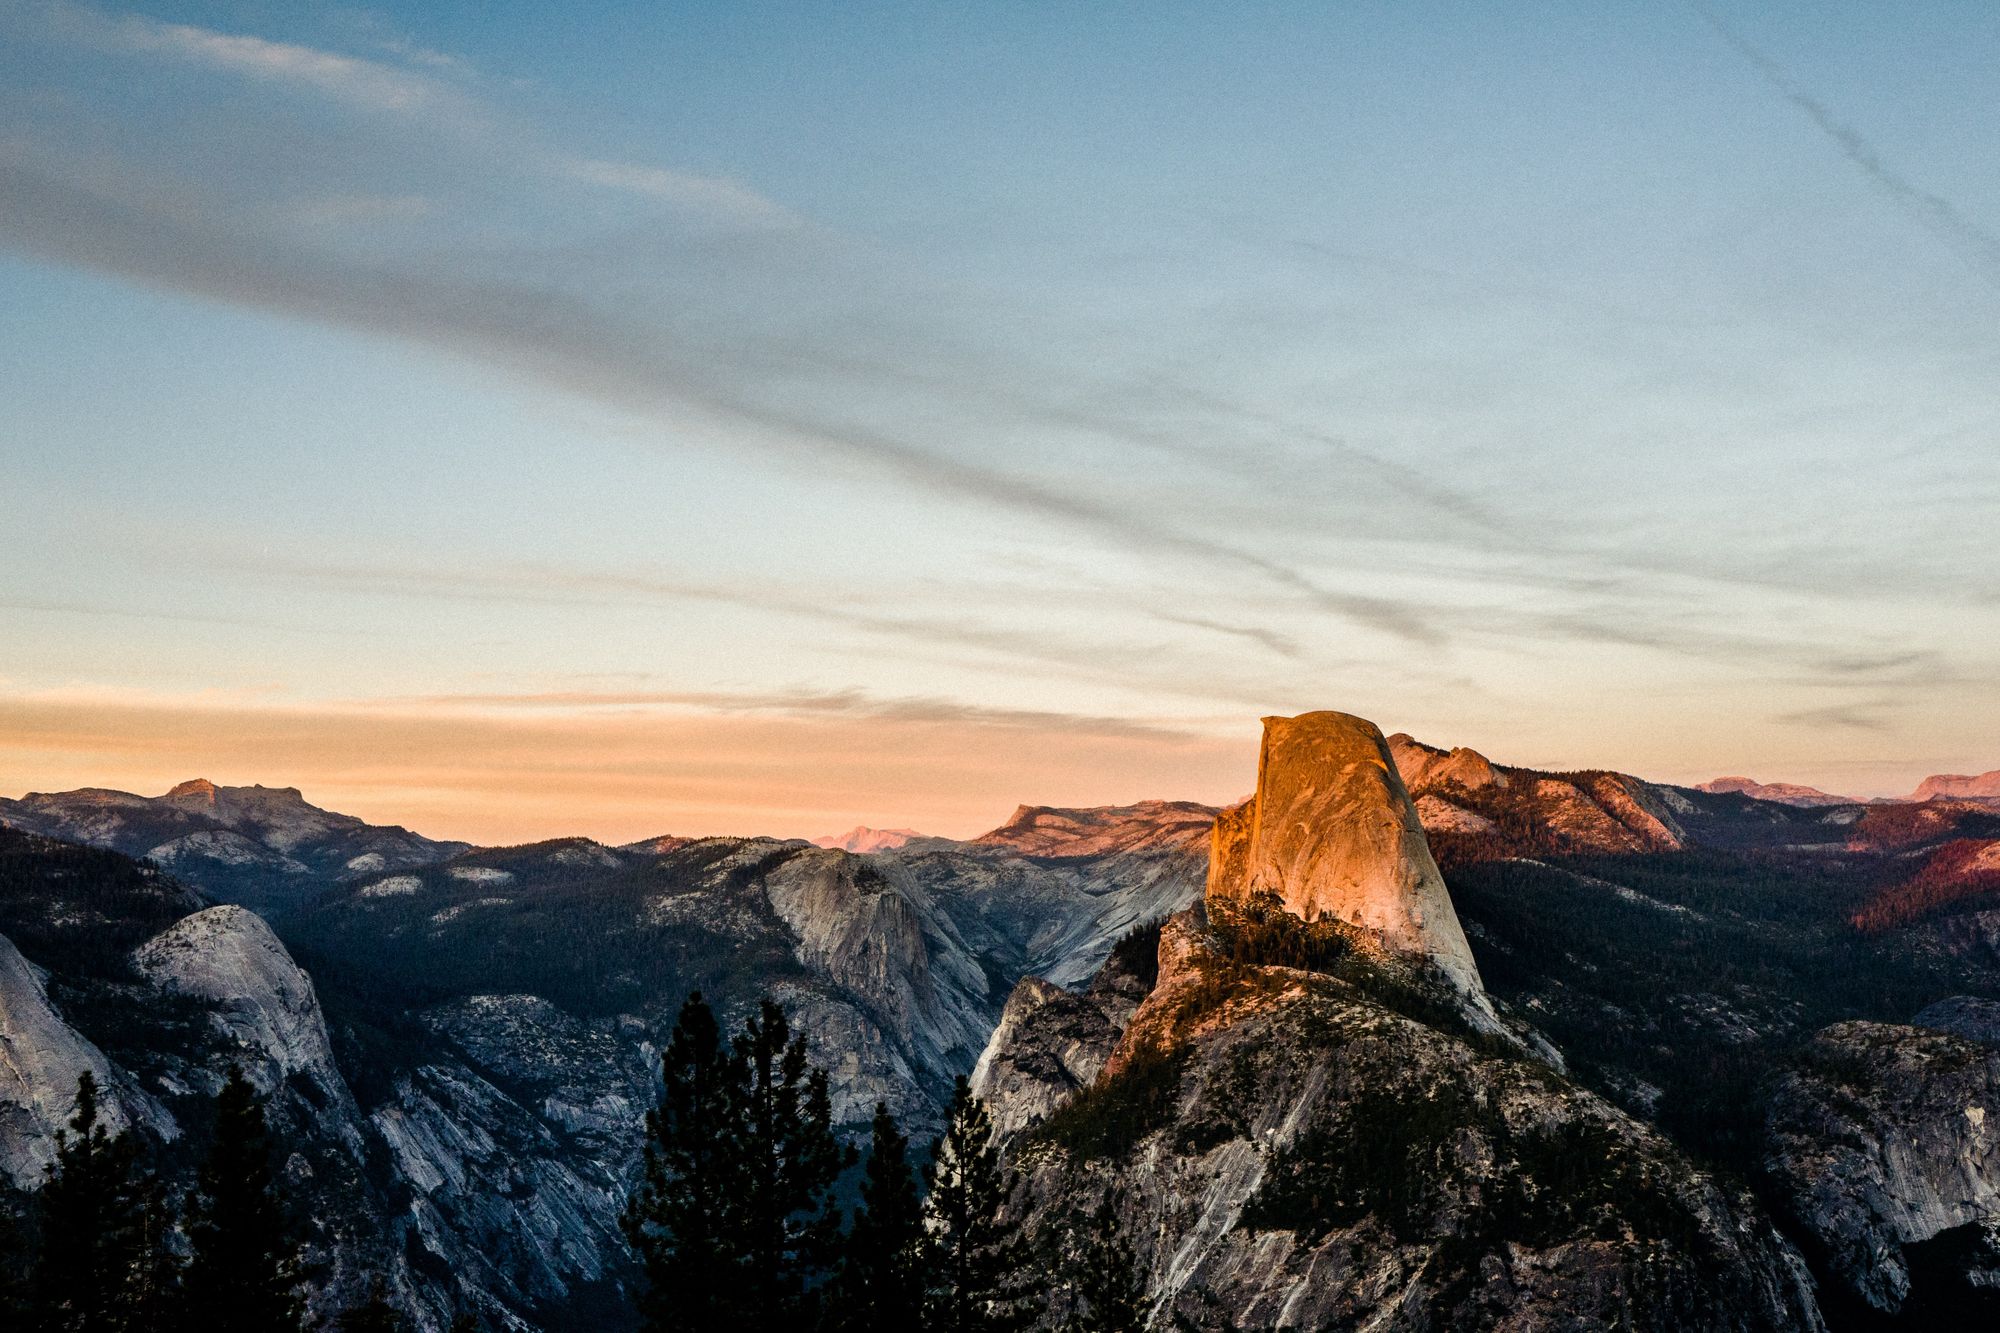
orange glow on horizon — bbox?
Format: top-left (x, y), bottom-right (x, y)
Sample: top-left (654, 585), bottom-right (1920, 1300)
top-left (0, 693), bottom-right (1257, 846)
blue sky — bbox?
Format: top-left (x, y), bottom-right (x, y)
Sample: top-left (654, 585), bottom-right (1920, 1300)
top-left (2, 0), bottom-right (1997, 841)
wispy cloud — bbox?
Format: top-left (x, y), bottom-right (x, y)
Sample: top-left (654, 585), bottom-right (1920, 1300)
top-left (13, 1), bottom-right (788, 223)
top-left (39, 2), bottom-right (451, 114)
top-left (238, 556), bottom-right (1303, 711)
top-left (375, 684), bottom-right (1194, 741)
top-left (1690, 1), bottom-right (2000, 289)
top-left (556, 158), bottom-right (795, 226)
top-left (0, 139), bottom-right (1447, 645)
top-left (1153, 614), bottom-right (1300, 659)
top-left (1775, 701), bottom-right (1898, 732)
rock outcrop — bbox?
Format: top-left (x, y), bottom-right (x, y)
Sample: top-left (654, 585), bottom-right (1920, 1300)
top-left (984, 905), bottom-right (1825, 1332)
top-left (0, 780), bottom-right (466, 911)
top-left (0, 931), bottom-right (172, 1186)
top-left (133, 906), bottom-right (343, 1088)
top-left (1766, 1020), bottom-right (2000, 1319)
top-left (969, 925), bottom-right (1156, 1141)
top-left (762, 848), bottom-right (995, 1106)
top-left (1386, 733), bottom-right (1507, 793)
top-left (974, 800), bottom-right (1220, 858)
top-left (1383, 731), bottom-right (1694, 858)
top-left (1207, 712), bottom-right (1490, 1012)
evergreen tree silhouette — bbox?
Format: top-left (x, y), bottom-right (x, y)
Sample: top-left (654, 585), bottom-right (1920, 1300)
top-left (128, 1173), bottom-right (184, 1332)
top-left (922, 1077), bottom-right (1038, 1333)
top-left (623, 992), bottom-right (743, 1333)
top-left (28, 1071), bottom-right (159, 1333)
top-left (826, 1102), bottom-right (924, 1333)
top-left (730, 999), bottom-right (849, 1330)
top-left (0, 1206), bottom-right (33, 1324)
top-left (181, 1066), bottom-right (306, 1332)
top-left (1058, 1190), bottom-right (1148, 1333)
top-left (624, 994), bottom-right (849, 1333)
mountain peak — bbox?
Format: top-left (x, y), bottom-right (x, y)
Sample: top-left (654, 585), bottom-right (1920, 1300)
top-left (1910, 770), bottom-right (2000, 802)
top-left (973, 799), bottom-right (1219, 857)
top-left (165, 778), bottom-right (218, 801)
top-left (1386, 732), bottom-right (1507, 792)
top-left (1208, 710), bottom-right (1492, 1012)
top-left (811, 826), bottom-right (923, 853)
top-left (1698, 776), bottom-right (1855, 807)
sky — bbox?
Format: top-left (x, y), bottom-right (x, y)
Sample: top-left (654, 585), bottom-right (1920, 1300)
top-left (3, 0), bottom-right (1998, 845)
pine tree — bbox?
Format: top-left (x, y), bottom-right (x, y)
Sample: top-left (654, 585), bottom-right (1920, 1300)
top-left (128, 1174), bottom-right (185, 1333)
top-left (827, 1102), bottom-right (924, 1333)
top-left (1058, 1190), bottom-right (1148, 1333)
top-left (623, 992), bottom-right (751, 1333)
top-left (29, 1071), bottom-right (158, 1333)
top-left (624, 994), bottom-right (850, 1333)
top-left (730, 1000), bottom-right (849, 1331)
top-left (0, 1206), bottom-right (33, 1324)
top-left (181, 1066), bottom-right (305, 1332)
top-left (922, 1077), bottom-right (1038, 1333)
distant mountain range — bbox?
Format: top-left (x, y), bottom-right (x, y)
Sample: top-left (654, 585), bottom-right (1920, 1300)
top-left (1698, 769), bottom-right (2000, 808)
top-left (1697, 775), bottom-right (1858, 806)
top-left (0, 778), bottom-right (465, 911)
top-left (811, 825), bottom-right (926, 853)
top-left (7, 729), bottom-right (2000, 1328)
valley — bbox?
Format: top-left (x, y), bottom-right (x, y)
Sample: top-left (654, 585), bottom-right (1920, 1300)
top-left (5, 714), bottom-right (2000, 1328)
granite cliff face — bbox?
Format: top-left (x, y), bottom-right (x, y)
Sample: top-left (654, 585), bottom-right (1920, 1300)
top-left (0, 930), bottom-right (175, 1186)
top-left (16, 730), bottom-right (2000, 1328)
top-left (1208, 712), bottom-right (1491, 1015)
top-left (1386, 731), bottom-right (1692, 859)
top-left (1910, 771), bottom-right (2000, 804)
top-left (983, 907), bottom-right (1824, 1331)
top-left (969, 711), bottom-right (1827, 1329)
top-left (1765, 1014), bottom-right (2000, 1321)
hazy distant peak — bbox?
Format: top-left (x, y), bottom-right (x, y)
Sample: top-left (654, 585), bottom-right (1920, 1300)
top-left (1698, 776), bottom-right (1856, 807)
top-left (973, 799), bottom-right (1219, 857)
top-left (812, 826), bottom-right (924, 853)
top-left (1909, 770), bottom-right (2000, 802)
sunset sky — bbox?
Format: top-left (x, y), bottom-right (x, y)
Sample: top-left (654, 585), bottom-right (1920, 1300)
top-left (4, 1), bottom-right (1998, 845)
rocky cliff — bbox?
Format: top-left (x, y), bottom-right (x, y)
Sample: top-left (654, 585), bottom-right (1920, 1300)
top-left (984, 907), bottom-right (1825, 1331)
top-left (0, 780), bottom-right (466, 911)
top-left (1208, 712), bottom-right (1492, 1017)
top-left (1385, 731), bottom-right (1694, 859)
top-left (1765, 1015), bottom-right (2000, 1321)
top-left (0, 930), bottom-right (174, 1186)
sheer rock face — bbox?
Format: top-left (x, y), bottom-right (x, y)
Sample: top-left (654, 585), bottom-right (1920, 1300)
top-left (969, 936), bottom-right (1155, 1141)
top-left (985, 911), bottom-right (1825, 1333)
top-left (1765, 1020), bottom-right (2000, 1316)
top-left (133, 905), bottom-right (340, 1088)
top-left (0, 931), bottom-right (172, 1186)
top-left (1206, 712), bottom-right (1490, 1013)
